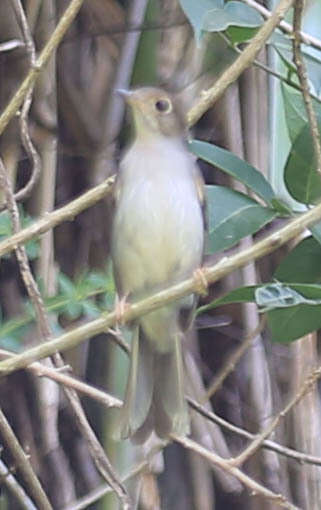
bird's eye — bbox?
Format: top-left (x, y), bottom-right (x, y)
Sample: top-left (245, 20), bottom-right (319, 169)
top-left (155, 98), bottom-right (172, 113)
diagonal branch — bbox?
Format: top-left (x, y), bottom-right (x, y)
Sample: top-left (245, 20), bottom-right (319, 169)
top-left (292, 0), bottom-right (321, 176)
top-left (0, 407), bottom-right (52, 510)
top-left (0, 0), bottom-right (86, 136)
top-left (187, 0), bottom-right (295, 126)
top-left (242, 0), bottom-right (321, 51)
top-left (0, 160), bottom-right (130, 509)
top-left (173, 435), bottom-right (299, 509)
top-left (0, 176), bottom-right (115, 258)
top-left (1, 199), bottom-right (321, 376)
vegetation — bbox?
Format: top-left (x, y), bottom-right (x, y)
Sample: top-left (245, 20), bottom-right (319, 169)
top-left (0, 0), bottom-right (321, 508)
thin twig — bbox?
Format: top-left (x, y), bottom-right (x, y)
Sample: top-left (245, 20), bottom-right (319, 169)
top-left (205, 316), bottom-right (266, 399)
top-left (2, 345), bottom-right (319, 470)
top-left (0, 457), bottom-right (38, 510)
top-left (187, 0), bottom-right (295, 126)
top-left (187, 398), bottom-right (321, 467)
top-left (0, 348), bottom-right (122, 406)
top-left (0, 160), bottom-right (130, 509)
top-left (0, 0), bottom-right (86, 136)
top-left (0, 407), bottom-right (52, 510)
top-left (2, 199), bottom-right (321, 375)
top-left (242, 0), bottom-right (321, 52)
top-left (218, 30), bottom-right (321, 106)
top-left (0, 176), bottom-right (115, 258)
top-left (2, 0), bottom-right (41, 207)
top-left (173, 435), bottom-right (299, 509)
top-left (292, 0), bottom-right (321, 176)
top-left (0, 159), bottom-right (50, 340)
top-left (63, 447), bottom-right (163, 510)
top-left (230, 366), bottom-right (321, 468)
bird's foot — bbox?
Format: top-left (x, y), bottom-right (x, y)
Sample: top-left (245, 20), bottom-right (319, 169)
top-left (114, 294), bottom-right (130, 326)
top-left (193, 268), bottom-right (208, 296)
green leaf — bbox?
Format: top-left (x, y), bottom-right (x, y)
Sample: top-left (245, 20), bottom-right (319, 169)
top-left (268, 304), bottom-right (321, 343)
top-left (281, 83), bottom-right (321, 142)
top-left (179, 0), bottom-right (220, 41)
top-left (226, 25), bottom-right (259, 44)
top-left (197, 285), bottom-right (257, 314)
top-left (282, 84), bottom-right (310, 142)
top-left (0, 212), bottom-right (12, 237)
top-left (310, 221), bottom-right (321, 245)
top-left (190, 140), bottom-right (275, 204)
top-left (284, 124), bottom-right (321, 204)
top-left (270, 42), bottom-right (297, 76)
top-left (205, 185), bottom-right (276, 253)
top-left (270, 198), bottom-right (292, 216)
top-left (258, 283), bottom-right (321, 342)
top-left (58, 273), bottom-right (75, 296)
top-left (0, 336), bottom-right (22, 352)
top-left (82, 300), bottom-right (100, 318)
top-left (0, 210), bottom-right (39, 261)
top-left (203, 1), bottom-right (262, 32)
top-left (25, 239), bottom-right (39, 260)
top-left (275, 236), bottom-right (321, 283)
top-left (101, 294), bottom-right (114, 311)
top-left (64, 301), bottom-right (82, 320)
top-left (256, 282), bottom-right (321, 312)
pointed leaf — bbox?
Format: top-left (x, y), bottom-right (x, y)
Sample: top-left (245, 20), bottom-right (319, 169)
top-left (274, 236), bottom-right (321, 283)
top-left (206, 185), bottom-right (276, 253)
top-left (203, 1), bottom-right (262, 32)
top-left (268, 304), bottom-right (321, 343)
top-left (179, 0), bottom-right (221, 41)
top-left (310, 221), bottom-right (321, 245)
top-left (282, 83), bottom-right (321, 142)
top-left (190, 140), bottom-right (275, 204)
top-left (197, 285), bottom-right (257, 314)
top-left (284, 124), bottom-right (321, 204)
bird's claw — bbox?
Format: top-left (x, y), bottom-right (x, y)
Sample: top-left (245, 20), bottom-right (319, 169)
top-left (115, 294), bottom-right (130, 326)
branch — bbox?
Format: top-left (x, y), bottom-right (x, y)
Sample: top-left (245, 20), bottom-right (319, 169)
top-left (0, 159), bottom-right (130, 509)
top-left (187, 0), bottom-right (295, 126)
top-left (2, 347), bottom-right (320, 473)
top-left (0, 176), bottom-right (115, 258)
top-left (187, 398), bottom-right (321, 467)
top-left (0, 457), bottom-right (37, 510)
top-left (7, 0), bottom-right (42, 205)
top-left (0, 349), bottom-right (122, 408)
top-left (292, 0), bottom-right (321, 176)
top-left (242, 0), bottom-right (321, 52)
top-left (229, 365), bottom-right (321, 468)
top-left (0, 0), bottom-right (86, 136)
top-left (0, 407), bottom-right (52, 510)
top-left (2, 200), bottom-right (321, 375)
top-left (173, 435), bottom-right (299, 509)
top-left (205, 317), bottom-right (266, 399)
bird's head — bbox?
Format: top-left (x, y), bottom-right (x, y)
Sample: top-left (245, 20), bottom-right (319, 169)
top-left (117, 87), bottom-right (185, 139)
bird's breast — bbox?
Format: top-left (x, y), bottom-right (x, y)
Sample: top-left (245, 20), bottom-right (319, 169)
top-left (112, 142), bottom-right (204, 296)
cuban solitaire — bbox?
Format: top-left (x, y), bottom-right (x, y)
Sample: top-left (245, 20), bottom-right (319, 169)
top-left (111, 87), bottom-right (205, 442)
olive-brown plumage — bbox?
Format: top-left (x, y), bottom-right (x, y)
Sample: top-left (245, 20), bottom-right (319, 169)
top-left (111, 87), bottom-right (204, 441)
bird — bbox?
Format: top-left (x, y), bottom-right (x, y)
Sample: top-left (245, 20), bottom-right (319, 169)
top-left (111, 86), bottom-right (205, 442)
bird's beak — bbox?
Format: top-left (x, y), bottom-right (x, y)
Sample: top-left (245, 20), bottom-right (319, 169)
top-left (115, 88), bottom-right (134, 103)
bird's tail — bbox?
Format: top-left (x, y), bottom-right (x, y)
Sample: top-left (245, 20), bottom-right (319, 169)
top-left (116, 326), bottom-right (190, 443)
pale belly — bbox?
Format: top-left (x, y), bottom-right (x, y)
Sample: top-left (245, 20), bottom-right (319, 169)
top-left (112, 172), bottom-right (204, 298)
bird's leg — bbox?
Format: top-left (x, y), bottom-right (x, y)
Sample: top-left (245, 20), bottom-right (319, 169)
top-left (193, 268), bottom-right (208, 296)
top-left (114, 293), bottom-right (130, 326)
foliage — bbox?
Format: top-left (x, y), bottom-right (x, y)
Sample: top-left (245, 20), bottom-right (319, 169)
top-left (1, 0), bottom-right (321, 508)
top-left (0, 266), bottom-right (115, 349)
